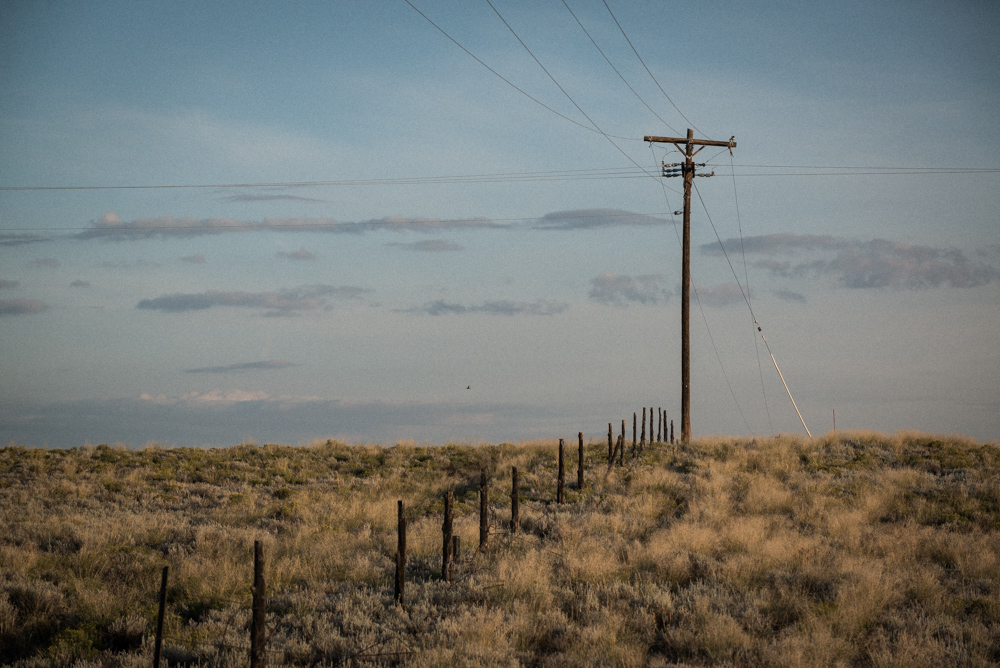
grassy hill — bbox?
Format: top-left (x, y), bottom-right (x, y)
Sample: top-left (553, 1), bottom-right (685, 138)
top-left (1, 431), bottom-right (998, 666)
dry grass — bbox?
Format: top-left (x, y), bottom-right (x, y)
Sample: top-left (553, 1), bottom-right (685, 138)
top-left (1, 431), bottom-right (998, 666)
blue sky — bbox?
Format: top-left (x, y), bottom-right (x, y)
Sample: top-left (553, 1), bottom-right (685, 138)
top-left (1, 0), bottom-right (998, 447)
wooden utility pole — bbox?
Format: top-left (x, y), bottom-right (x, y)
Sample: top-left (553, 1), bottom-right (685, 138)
top-left (644, 129), bottom-right (736, 442)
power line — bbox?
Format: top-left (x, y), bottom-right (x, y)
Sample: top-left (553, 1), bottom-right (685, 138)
top-left (1, 165), bottom-right (994, 192)
top-left (402, 0), bottom-right (636, 141)
top-left (560, 0), bottom-right (679, 134)
top-left (601, 0), bottom-right (703, 135)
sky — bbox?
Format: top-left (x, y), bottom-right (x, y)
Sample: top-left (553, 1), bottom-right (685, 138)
top-left (1, 0), bottom-right (998, 448)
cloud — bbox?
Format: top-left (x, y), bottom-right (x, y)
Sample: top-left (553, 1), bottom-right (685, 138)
top-left (276, 249), bottom-right (315, 261)
top-left (704, 234), bottom-right (999, 290)
top-left (413, 299), bottom-right (568, 316)
top-left (136, 284), bottom-right (372, 313)
top-left (774, 289), bottom-right (807, 303)
top-left (589, 273), bottom-right (670, 305)
top-left (185, 360), bottom-right (298, 374)
top-left (180, 253), bottom-right (207, 264)
top-left (532, 209), bottom-right (670, 231)
top-left (386, 239), bottom-right (464, 252)
top-left (72, 209), bottom-right (669, 241)
top-left (0, 299), bottom-right (48, 316)
top-left (70, 280), bottom-right (91, 288)
top-left (695, 283), bottom-right (747, 307)
top-left (32, 257), bottom-right (60, 269)
top-left (0, 233), bottom-right (51, 247)
top-left (0, 280), bottom-right (19, 289)
top-left (98, 259), bottom-right (160, 269)
top-left (75, 211), bottom-right (505, 240)
top-left (220, 193), bottom-right (324, 203)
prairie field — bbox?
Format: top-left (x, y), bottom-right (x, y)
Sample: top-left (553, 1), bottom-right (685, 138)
top-left (1, 431), bottom-right (998, 667)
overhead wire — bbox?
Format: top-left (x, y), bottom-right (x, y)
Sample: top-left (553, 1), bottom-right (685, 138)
top-left (730, 152), bottom-right (773, 433)
top-left (560, 0), bottom-right (679, 134)
top-left (2, 165), bottom-right (994, 192)
top-left (481, 0), bottom-right (672, 193)
top-left (601, 0), bottom-right (704, 135)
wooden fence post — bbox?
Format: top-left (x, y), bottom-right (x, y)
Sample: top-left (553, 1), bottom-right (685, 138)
top-left (577, 432), bottom-right (584, 490)
top-left (657, 408), bottom-right (662, 443)
top-left (618, 434), bottom-right (624, 467)
top-left (632, 413), bottom-right (637, 456)
top-left (395, 500), bottom-right (406, 606)
top-left (641, 407), bottom-right (646, 448)
top-left (153, 565), bottom-right (168, 668)
top-left (442, 491), bottom-right (454, 582)
top-left (649, 407), bottom-right (653, 448)
top-left (479, 468), bottom-right (489, 551)
top-left (511, 467), bottom-right (519, 534)
top-left (607, 423), bottom-right (613, 463)
top-left (250, 541), bottom-right (266, 668)
top-left (557, 438), bottom-right (565, 503)
top-left (670, 419), bottom-right (674, 444)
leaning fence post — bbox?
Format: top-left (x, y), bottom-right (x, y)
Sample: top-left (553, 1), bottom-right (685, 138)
top-left (250, 541), bottom-right (266, 668)
top-left (153, 565), bottom-right (168, 668)
top-left (395, 500), bottom-right (406, 606)
top-left (607, 423), bottom-right (613, 463)
top-left (577, 432), bottom-right (584, 489)
top-left (442, 491), bottom-right (454, 582)
top-left (511, 467), bottom-right (519, 534)
top-left (557, 438), bottom-right (565, 503)
top-left (479, 468), bottom-right (489, 551)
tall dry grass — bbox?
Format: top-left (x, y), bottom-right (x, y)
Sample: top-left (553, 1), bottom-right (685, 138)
top-left (0, 431), bottom-right (997, 666)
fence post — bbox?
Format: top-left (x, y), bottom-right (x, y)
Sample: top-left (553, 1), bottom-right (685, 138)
top-left (153, 565), bottom-right (168, 668)
top-left (577, 432), bottom-right (584, 490)
top-left (607, 423), bottom-right (613, 463)
top-left (250, 541), bottom-right (266, 668)
top-left (557, 438), bottom-right (565, 503)
top-left (395, 500), bottom-right (406, 606)
top-left (620, 421), bottom-right (625, 466)
top-left (511, 467), bottom-right (519, 534)
top-left (632, 413), bottom-right (637, 456)
top-left (453, 535), bottom-right (461, 562)
top-left (670, 419), bottom-right (674, 444)
top-left (641, 407), bottom-right (647, 448)
top-left (649, 407), bottom-right (654, 448)
top-left (479, 468), bottom-right (489, 551)
top-left (442, 491), bottom-right (454, 582)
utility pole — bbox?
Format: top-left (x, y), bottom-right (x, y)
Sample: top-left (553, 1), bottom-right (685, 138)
top-left (644, 129), bottom-right (736, 442)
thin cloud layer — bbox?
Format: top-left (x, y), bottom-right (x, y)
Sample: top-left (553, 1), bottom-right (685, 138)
top-left (76, 211), bottom-right (504, 240)
top-left (589, 273), bottom-right (670, 305)
top-left (185, 360), bottom-right (298, 374)
top-left (0, 299), bottom-right (48, 316)
top-left (386, 239), bottom-right (464, 252)
top-left (137, 284), bottom-right (372, 313)
top-left (695, 283), bottom-right (747, 307)
top-left (0, 233), bottom-right (51, 247)
top-left (415, 299), bottom-right (568, 316)
top-left (276, 249), bottom-right (316, 261)
top-left (31, 258), bottom-right (60, 268)
top-left (702, 234), bottom-right (999, 289)
top-left (180, 253), bottom-right (207, 264)
top-left (0, 280), bottom-right (19, 289)
top-left (72, 209), bottom-right (669, 241)
top-left (70, 280), bottom-right (91, 288)
top-left (533, 209), bottom-right (670, 231)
